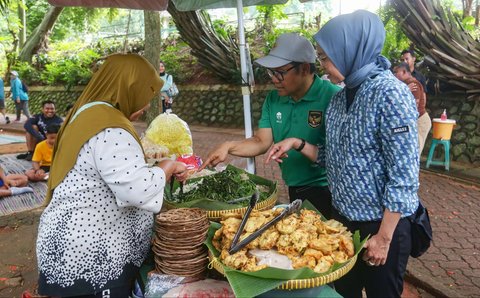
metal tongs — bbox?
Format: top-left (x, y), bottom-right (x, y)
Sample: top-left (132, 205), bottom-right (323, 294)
top-left (229, 198), bottom-right (302, 254)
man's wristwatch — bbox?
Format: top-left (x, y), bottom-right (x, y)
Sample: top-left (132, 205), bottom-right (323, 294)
top-left (295, 138), bottom-right (306, 152)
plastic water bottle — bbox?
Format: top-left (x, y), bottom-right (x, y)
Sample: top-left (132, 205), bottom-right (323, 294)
top-left (441, 109), bottom-right (447, 121)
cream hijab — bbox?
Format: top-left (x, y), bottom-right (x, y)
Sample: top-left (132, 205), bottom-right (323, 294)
top-left (45, 54), bottom-right (164, 205)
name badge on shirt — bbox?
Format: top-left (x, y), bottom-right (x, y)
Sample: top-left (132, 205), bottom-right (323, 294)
top-left (392, 125), bottom-right (409, 134)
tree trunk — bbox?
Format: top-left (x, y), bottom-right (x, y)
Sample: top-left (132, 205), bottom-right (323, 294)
top-left (18, 6), bottom-right (63, 63)
top-left (167, 0), bottom-right (239, 82)
top-left (143, 10), bottom-right (162, 123)
top-left (18, 0), bottom-right (26, 48)
top-left (475, 3), bottom-right (479, 26)
top-left (463, 0), bottom-right (474, 17)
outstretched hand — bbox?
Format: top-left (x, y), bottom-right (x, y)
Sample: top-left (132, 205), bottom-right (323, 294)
top-left (265, 138), bottom-right (299, 164)
top-left (198, 143), bottom-right (230, 171)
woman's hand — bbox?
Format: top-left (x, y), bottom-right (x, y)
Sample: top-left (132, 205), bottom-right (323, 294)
top-left (362, 210), bottom-right (400, 267)
top-left (173, 162), bottom-right (188, 182)
top-left (362, 234), bottom-right (391, 266)
top-left (265, 138), bottom-right (301, 164)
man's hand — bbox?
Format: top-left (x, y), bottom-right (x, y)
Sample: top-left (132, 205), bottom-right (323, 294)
top-left (16, 99), bottom-right (20, 104)
top-left (199, 142), bottom-right (231, 171)
top-left (265, 138), bottom-right (301, 164)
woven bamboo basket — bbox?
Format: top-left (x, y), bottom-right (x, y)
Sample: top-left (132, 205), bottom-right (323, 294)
top-left (208, 250), bottom-right (357, 290)
top-left (164, 187), bottom-right (278, 221)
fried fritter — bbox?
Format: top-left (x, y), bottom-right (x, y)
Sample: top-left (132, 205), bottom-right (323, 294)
top-left (276, 214), bottom-right (299, 234)
top-left (332, 250), bottom-right (349, 263)
top-left (215, 207), bottom-right (355, 273)
top-left (243, 257), bottom-right (268, 272)
top-left (300, 209), bottom-right (322, 224)
top-left (244, 214), bottom-right (267, 233)
top-left (291, 229), bottom-right (310, 253)
top-left (339, 234), bottom-right (355, 257)
top-left (221, 217), bottom-right (242, 234)
top-left (324, 219), bottom-right (348, 234)
top-left (258, 228), bottom-right (280, 250)
top-left (221, 249), bottom-right (249, 270)
top-left (291, 255), bottom-right (316, 270)
top-left (313, 258), bottom-right (332, 273)
top-left (303, 248), bottom-right (324, 260)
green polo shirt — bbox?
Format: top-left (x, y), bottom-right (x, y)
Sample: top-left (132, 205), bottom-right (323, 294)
top-left (258, 75), bottom-right (341, 187)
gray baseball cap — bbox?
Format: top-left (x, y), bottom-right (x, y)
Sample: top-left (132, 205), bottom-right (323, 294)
top-left (255, 33), bottom-right (316, 68)
top-left (10, 70), bottom-right (18, 76)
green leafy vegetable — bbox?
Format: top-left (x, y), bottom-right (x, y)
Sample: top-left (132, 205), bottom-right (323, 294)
top-left (171, 167), bottom-right (268, 205)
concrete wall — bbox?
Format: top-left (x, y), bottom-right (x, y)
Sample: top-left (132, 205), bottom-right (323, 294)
top-left (5, 86), bottom-right (479, 164)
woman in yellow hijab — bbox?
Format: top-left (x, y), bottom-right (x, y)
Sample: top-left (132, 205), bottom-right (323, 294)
top-left (36, 54), bottom-right (187, 297)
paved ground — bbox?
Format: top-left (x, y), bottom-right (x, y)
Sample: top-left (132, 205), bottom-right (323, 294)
top-left (0, 117), bottom-right (479, 297)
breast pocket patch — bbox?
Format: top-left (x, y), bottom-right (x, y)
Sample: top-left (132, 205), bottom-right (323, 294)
top-left (308, 111), bottom-right (323, 128)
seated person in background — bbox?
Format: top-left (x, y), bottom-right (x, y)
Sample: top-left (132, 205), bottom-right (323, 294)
top-left (394, 62), bottom-right (431, 154)
top-left (17, 100), bottom-right (63, 161)
top-left (25, 123), bottom-right (59, 181)
top-left (0, 166), bottom-right (33, 197)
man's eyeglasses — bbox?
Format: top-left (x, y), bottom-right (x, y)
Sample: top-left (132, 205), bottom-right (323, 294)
top-left (266, 64), bottom-right (299, 82)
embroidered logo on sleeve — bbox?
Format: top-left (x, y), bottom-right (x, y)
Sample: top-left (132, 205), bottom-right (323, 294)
top-left (392, 126), bottom-right (409, 134)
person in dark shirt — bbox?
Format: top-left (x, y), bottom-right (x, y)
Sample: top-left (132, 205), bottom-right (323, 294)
top-left (17, 100), bottom-right (63, 161)
top-left (401, 49), bottom-right (427, 94)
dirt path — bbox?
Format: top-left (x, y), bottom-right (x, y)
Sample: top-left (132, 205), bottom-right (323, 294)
top-left (0, 211), bottom-right (42, 297)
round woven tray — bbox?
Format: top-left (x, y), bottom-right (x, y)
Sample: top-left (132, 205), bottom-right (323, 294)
top-left (164, 188), bottom-right (278, 221)
top-left (208, 250), bottom-right (357, 290)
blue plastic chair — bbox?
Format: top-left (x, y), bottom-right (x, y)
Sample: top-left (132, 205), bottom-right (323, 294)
top-left (426, 139), bottom-right (450, 171)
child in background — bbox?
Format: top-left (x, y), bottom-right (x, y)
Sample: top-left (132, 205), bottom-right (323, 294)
top-left (0, 166), bottom-right (33, 197)
top-left (25, 124), bottom-right (60, 181)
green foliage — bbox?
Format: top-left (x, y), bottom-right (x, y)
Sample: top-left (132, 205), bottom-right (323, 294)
top-left (461, 15), bottom-right (480, 38)
top-left (256, 4), bottom-right (287, 20)
top-left (212, 19), bottom-right (235, 40)
top-left (25, 0), bottom-right (119, 41)
top-left (13, 61), bottom-right (41, 83)
top-left (159, 40), bottom-right (196, 83)
top-left (40, 48), bottom-right (99, 87)
top-left (378, 6), bottom-right (411, 63)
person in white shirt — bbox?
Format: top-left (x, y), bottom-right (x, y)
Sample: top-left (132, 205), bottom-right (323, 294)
top-left (36, 54), bottom-right (187, 297)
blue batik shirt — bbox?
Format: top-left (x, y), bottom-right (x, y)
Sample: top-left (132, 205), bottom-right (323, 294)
top-left (325, 70), bottom-right (419, 221)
